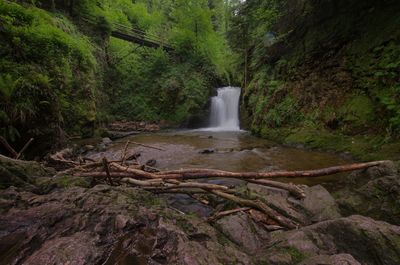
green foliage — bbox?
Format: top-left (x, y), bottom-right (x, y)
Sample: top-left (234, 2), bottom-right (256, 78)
top-left (263, 94), bottom-right (302, 128)
top-left (106, 39), bottom-right (211, 123)
top-left (347, 40), bottom-right (400, 133)
top-left (99, 0), bottom-right (234, 124)
top-left (0, 1), bottom-right (97, 143)
top-left (1, 0), bottom-right (236, 151)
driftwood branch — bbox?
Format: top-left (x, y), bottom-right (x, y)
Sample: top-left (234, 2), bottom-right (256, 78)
top-left (102, 157), bottom-right (114, 185)
top-left (121, 140), bottom-right (130, 165)
top-left (68, 155), bottom-right (388, 230)
top-left (0, 136), bottom-right (18, 158)
top-left (16, 138), bottom-right (34, 159)
top-left (210, 190), bottom-right (298, 229)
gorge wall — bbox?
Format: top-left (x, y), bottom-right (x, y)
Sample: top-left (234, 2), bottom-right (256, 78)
top-left (238, 0), bottom-right (400, 160)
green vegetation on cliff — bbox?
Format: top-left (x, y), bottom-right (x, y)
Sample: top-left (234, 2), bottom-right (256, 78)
top-left (0, 1), bottom-right (97, 149)
top-left (0, 0), bottom-right (234, 153)
top-left (229, 0), bottom-right (400, 160)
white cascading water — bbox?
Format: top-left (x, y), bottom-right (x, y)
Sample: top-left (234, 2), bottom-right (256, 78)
top-left (208, 87), bottom-right (241, 131)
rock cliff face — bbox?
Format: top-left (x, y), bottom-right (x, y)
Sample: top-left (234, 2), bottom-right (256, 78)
top-left (241, 0), bottom-right (400, 160)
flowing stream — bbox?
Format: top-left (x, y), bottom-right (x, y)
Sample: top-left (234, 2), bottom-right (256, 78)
top-left (86, 87), bottom-right (351, 216)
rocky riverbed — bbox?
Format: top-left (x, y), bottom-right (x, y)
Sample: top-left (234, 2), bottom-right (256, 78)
top-left (0, 154), bottom-right (399, 265)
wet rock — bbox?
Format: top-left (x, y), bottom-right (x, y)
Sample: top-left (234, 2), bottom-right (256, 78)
top-left (216, 212), bottom-right (270, 254)
top-left (0, 186), bottom-right (252, 264)
top-left (247, 183), bottom-right (309, 225)
top-left (265, 215), bottom-right (400, 265)
top-left (199, 148), bottom-right (215, 154)
top-left (127, 152), bottom-right (141, 160)
top-left (145, 159), bottom-right (157, 167)
top-left (300, 254), bottom-right (361, 265)
top-left (102, 137), bottom-right (112, 145)
top-left (23, 232), bottom-right (100, 265)
top-left (247, 183), bottom-right (340, 226)
top-left (166, 194), bottom-right (214, 217)
top-left (334, 162), bottom-right (400, 225)
top-left (302, 185), bottom-right (341, 223)
top-left (97, 143), bottom-right (106, 151)
top-left (335, 174), bottom-right (400, 225)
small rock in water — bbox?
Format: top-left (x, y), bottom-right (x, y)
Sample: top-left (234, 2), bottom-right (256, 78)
top-left (127, 152), bottom-right (141, 160)
top-left (145, 159), bottom-right (157, 167)
top-left (102, 137), bottom-right (112, 145)
top-left (199, 148), bottom-right (215, 154)
top-left (97, 143), bottom-right (106, 151)
top-left (84, 145), bottom-right (95, 151)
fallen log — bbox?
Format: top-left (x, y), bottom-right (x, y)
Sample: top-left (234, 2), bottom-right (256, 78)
top-left (155, 161), bottom-right (388, 180)
top-left (70, 158), bottom-right (390, 230)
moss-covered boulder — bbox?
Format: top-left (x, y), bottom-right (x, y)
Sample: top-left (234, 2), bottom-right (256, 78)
top-left (0, 155), bottom-right (54, 191)
top-left (262, 215), bottom-right (400, 265)
top-left (334, 161), bottom-right (400, 225)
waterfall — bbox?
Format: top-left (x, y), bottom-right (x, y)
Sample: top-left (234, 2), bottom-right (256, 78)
top-left (208, 87), bottom-right (241, 131)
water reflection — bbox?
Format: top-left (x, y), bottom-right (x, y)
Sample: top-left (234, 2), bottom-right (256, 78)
top-left (88, 130), bottom-right (351, 187)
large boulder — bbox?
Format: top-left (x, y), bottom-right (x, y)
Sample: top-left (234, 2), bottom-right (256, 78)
top-left (0, 155), bottom-right (54, 191)
top-left (300, 254), bottom-right (361, 265)
top-left (0, 185), bottom-right (252, 265)
top-left (334, 161), bottom-right (400, 225)
top-left (215, 212), bottom-right (270, 255)
top-left (262, 215), bottom-right (400, 265)
top-left (247, 183), bottom-right (341, 226)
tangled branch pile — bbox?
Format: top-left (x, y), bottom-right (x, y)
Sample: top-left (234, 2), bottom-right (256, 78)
top-left (50, 145), bottom-right (388, 230)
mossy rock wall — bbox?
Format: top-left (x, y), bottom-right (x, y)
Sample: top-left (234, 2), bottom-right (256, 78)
top-left (241, 0), bottom-right (400, 159)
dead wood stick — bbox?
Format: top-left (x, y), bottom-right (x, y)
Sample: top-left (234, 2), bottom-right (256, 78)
top-left (83, 157), bottom-right (96, 163)
top-left (157, 168), bottom-right (227, 175)
top-left (0, 136), bottom-right (18, 158)
top-left (16, 138), bottom-right (34, 159)
top-left (110, 163), bottom-right (180, 179)
top-left (157, 161), bottom-right (389, 180)
top-left (263, 225), bottom-right (285, 231)
top-left (102, 157), bottom-right (114, 185)
top-left (208, 207), bottom-right (251, 222)
top-left (75, 172), bottom-right (150, 178)
top-left (148, 188), bottom-right (236, 194)
top-left (247, 179), bottom-right (306, 199)
top-left (149, 188), bottom-right (210, 194)
top-left (111, 162), bottom-right (156, 178)
top-left (189, 194), bottom-right (210, 205)
top-left (210, 190), bottom-right (298, 229)
top-left (121, 140), bottom-right (130, 165)
top-left (162, 182), bottom-right (231, 191)
top-left (121, 177), bottom-right (164, 187)
top-left (129, 141), bottom-right (165, 151)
